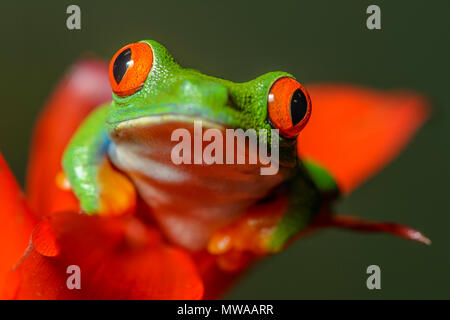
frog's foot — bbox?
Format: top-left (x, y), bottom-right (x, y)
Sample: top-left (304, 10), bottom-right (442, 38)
top-left (207, 195), bottom-right (288, 260)
top-left (57, 159), bottom-right (137, 216)
top-left (207, 214), bottom-right (276, 273)
top-left (207, 213), bottom-right (278, 257)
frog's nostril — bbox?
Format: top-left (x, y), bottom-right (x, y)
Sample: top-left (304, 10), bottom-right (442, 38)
top-left (179, 80), bottom-right (199, 95)
top-left (178, 79), bottom-right (230, 106)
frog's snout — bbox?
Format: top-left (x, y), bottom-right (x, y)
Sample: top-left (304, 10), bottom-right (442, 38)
top-left (176, 78), bottom-right (230, 109)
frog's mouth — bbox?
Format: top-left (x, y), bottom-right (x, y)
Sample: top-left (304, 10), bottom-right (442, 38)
top-left (110, 113), bottom-right (228, 134)
top-left (108, 113), bottom-right (233, 151)
top-left (107, 111), bottom-right (287, 173)
top-left (106, 99), bottom-right (245, 132)
top-left (108, 113), bottom-right (237, 163)
top-left (107, 110), bottom-right (296, 171)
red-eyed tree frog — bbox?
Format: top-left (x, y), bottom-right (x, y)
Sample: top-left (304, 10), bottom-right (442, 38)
top-left (62, 40), bottom-right (429, 261)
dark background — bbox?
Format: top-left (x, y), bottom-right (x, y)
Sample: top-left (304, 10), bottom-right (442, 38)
top-left (1, 0), bottom-right (449, 299)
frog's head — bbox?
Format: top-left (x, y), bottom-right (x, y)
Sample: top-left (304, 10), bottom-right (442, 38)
top-left (105, 40), bottom-right (311, 167)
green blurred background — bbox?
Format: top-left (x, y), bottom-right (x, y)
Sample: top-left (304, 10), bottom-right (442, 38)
top-left (0, 0), bottom-right (449, 299)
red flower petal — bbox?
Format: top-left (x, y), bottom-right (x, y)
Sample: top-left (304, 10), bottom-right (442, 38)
top-left (26, 59), bottom-right (111, 217)
top-left (193, 250), bottom-right (244, 300)
top-left (0, 154), bottom-right (36, 299)
top-left (32, 220), bottom-right (60, 257)
top-left (12, 212), bottom-right (203, 299)
top-left (298, 85), bottom-right (429, 193)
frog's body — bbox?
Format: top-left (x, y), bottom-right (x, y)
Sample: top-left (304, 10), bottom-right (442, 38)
top-left (63, 40), bottom-right (325, 253)
top-left (107, 116), bottom-right (312, 250)
top-left (63, 40), bottom-right (428, 256)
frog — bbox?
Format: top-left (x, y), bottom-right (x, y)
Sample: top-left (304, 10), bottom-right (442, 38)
top-left (62, 40), bottom-right (429, 259)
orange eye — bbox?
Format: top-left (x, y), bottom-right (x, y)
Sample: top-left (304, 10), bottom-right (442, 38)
top-left (267, 77), bottom-right (311, 139)
top-left (108, 42), bottom-right (153, 97)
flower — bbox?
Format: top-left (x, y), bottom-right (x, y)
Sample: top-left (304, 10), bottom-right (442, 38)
top-left (0, 59), bottom-right (429, 299)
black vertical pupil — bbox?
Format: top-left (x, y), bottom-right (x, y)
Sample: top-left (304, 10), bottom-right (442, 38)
top-left (113, 48), bottom-right (132, 84)
top-left (290, 89), bottom-right (308, 126)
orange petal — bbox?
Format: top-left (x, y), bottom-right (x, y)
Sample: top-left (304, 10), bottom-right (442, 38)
top-left (97, 159), bottom-right (137, 217)
top-left (26, 59), bottom-right (111, 217)
top-left (298, 84), bottom-right (429, 193)
top-left (0, 153), bottom-right (36, 298)
top-left (12, 212), bottom-right (204, 299)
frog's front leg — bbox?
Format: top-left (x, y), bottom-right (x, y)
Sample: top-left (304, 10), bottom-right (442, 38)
top-left (62, 105), bottom-right (136, 216)
top-left (208, 168), bottom-right (321, 264)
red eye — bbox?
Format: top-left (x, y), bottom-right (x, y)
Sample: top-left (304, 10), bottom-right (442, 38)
top-left (267, 77), bottom-right (312, 139)
top-left (108, 42), bottom-right (153, 97)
